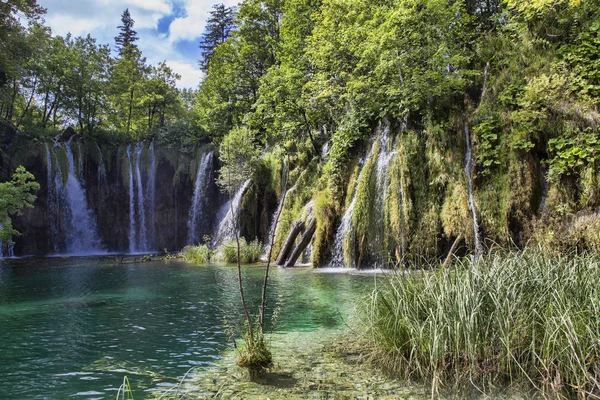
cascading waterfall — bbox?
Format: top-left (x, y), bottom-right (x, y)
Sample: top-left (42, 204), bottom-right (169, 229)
top-left (464, 123), bottom-right (483, 254)
top-left (147, 142), bottom-right (157, 249)
top-left (134, 143), bottom-right (148, 251)
top-left (371, 127), bottom-right (396, 266)
top-left (329, 134), bottom-right (381, 267)
top-left (127, 145), bottom-right (137, 253)
top-left (262, 161), bottom-right (290, 259)
top-left (213, 179), bottom-right (251, 246)
top-left (126, 143), bottom-right (152, 253)
top-left (62, 143), bottom-right (104, 254)
top-left (187, 151), bottom-right (214, 244)
top-left (330, 198), bottom-right (356, 268)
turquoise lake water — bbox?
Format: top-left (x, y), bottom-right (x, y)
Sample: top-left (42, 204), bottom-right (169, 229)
top-left (0, 258), bottom-right (376, 399)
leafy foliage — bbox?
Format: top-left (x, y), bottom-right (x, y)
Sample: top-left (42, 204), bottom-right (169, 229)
top-left (0, 166), bottom-right (39, 242)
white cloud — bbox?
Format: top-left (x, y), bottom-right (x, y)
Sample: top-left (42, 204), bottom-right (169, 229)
top-left (168, 0), bottom-right (238, 44)
top-left (166, 60), bottom-right (204, 89)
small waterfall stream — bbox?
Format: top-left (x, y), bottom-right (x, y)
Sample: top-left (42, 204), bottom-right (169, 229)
top-left (213, 179), bottom-right (251, 246)
top-left (187, 151), bottom-right (214, 245)
top-left (126, 143), bottom-right (153, 253)
top-left (262, 161), bottom-right (290, 259)
top-left (329, 131), bottom-right (383, 267)
top-left (464, 123), bottom-right (482, 254)
top-left (62, 143), bottom-right (104, 254)
top-left (371, 128), bottom-right (396, 266)
top-left (127, 145), bottom-right (137, 253)
top-left (134, 143), bottom-right (148, 251)
top-left (148, 142), bottom-right (157, 249)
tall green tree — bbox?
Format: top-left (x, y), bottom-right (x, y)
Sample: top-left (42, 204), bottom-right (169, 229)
top-left (110, 9), bottom-right (147, 137)
top-left (140, 62), bottom-right (181, 131)
top-left (199, 3), bottom-right (236, 72)
top-left (115, 8), bottom-right (139, 57)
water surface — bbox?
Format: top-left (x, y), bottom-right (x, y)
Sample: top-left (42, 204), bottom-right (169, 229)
top-left (0, 258), bottom-right (375, 398)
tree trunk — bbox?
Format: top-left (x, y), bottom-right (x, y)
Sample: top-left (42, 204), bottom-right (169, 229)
top-left (127, 86), bottom-right (134, 136)
top-left (356, 233), bottom-right (366, 270)
top-left (17, 76), bottom-right (38, 127)
top-left (284, 218), bottom-right (316, 268)
top-left (276, 220), bottom-right (304, 266)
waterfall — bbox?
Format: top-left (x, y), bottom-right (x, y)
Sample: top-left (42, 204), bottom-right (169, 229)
top-left (147, 142), bottom-right (157, 249)
top-left (134, 143), bottom-right (148, 251)
top-left (371, 127), bottom-right (396, 266)
top-left (213, 179), bottom-right (251, 246)
top-left (330, 198), bottom-right (356, 268)
top-left (127, 143), bottom-right (156, 253)
top-left (262, 186), bottom-right (295, 260)
top-left (62, 143), bottom-right (104, 254)
top-left (127, 145), bottom-right (136, 253)
top-left (464, 123), bottom-right (483, 254)
top-left (187, 151), bottom-right (214, 245)
top-left (262, 161), bottom-right (290, 259)
top-left (329, 126), bottom-right (392, 267)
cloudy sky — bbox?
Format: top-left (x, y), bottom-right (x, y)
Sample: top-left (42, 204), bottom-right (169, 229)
top-left (38, 0), bottom-right (238, 89)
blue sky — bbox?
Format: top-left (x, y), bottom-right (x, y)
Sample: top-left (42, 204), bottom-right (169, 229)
top-left (38, 0), bottom-right (238, 89)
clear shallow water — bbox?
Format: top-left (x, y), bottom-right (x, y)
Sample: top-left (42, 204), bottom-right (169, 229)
top-left (0, 258), bottom-right (376, 399)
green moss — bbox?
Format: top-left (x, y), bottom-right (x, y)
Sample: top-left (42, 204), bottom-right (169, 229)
top-left (352, 139), bottom-right (379, 236)
top-left (182, 244), bottom-right (213, 264)
top-left (312, 187), bottom-right (336, 267)
top-left (441, 183), bottom-right (472, 245)
top-left (54, 146), bottom-right (69, 185)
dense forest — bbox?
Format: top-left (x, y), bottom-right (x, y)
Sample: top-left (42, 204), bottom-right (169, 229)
top-left (1, 0), bottom-right (600, 264)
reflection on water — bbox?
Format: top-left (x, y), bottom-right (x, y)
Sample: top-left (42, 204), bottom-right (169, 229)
top-left (0, 258), bottom-right (376, 398)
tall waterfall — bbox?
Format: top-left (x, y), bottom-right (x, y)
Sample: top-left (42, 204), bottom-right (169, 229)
top-left (464, 123), bottom-right (482, 254)
top-left (148, 142), bottom-right (157, 249)
top-left (213, 179), bottom-right (251, 246)
top-left (134, 143), bottom-right (148, 251)
top-left (187, 151), bottom-right (214, 245)
top-left (62, 143), bottom-right (104, 254)
top-left (262, 161), bottom-right (290, 259)
top-left (127, 143), bottom-right (154, 253)
top-left (329, 132), bottom-right (381, 267)
top-left (371, 127), bottom-right (396, 266)
top-left (127, 145), bottom-right (137, 253)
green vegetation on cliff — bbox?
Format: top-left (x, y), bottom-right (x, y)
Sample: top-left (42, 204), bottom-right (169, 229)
top-left (2, 0), bottom-right (600, 263)
top-left (192, 0), bottom-right (600, 264)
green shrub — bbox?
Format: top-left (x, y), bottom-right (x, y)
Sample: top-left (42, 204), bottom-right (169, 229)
top-left (182, 244), bottom-right (213, 264)
top-left (217, 238), bottom-right (263, 264)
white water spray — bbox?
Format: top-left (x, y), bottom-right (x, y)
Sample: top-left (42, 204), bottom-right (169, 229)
top-left (187, 151), bottom-right (214, 244)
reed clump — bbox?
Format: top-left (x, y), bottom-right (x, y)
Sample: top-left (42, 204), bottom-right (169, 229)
top-left (360, 250), bottom-right (600, 397)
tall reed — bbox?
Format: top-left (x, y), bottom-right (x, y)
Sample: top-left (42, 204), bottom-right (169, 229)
top-left (360, 250), bottom-right (600, 397)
